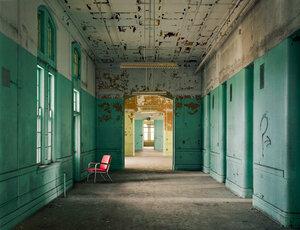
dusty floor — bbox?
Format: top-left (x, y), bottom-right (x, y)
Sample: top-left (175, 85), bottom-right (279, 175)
top-left (15, 160), bottom-right (289, 230)
top-left (125, 147), bottom-right (172, 171)
top-left (16, 151), bottom-right (289, 230)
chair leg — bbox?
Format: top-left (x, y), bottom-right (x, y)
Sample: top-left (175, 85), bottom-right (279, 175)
top-left (87, 173), bottom-right (90, 182)
top-left (94, 172), bottom-right (97, 183)
top-left (106, 172), bottom-right (113, 182)
top-left (100, 173), bottom-right (106, 182)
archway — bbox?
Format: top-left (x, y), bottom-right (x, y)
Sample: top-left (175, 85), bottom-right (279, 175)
top-left (124, 95), bottom-right (174, 171)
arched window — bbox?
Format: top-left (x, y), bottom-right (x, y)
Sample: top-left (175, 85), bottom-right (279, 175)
top-left (36, 6), bottom-right (56, 165)
top-left (37, 6), bottom-right (56, 64)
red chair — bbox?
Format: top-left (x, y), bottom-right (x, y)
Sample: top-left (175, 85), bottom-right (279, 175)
top-left (86, 155), bottom-right (112, 183)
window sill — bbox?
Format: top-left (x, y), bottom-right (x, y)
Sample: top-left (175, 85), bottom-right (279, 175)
top-left (37, 161), bottom-right (62, 172)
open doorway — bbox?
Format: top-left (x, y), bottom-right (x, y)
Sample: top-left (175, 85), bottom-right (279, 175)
top-left (124, 95), bottom-right (173, 171)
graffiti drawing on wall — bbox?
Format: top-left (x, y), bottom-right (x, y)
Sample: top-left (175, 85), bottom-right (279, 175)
top-left (260, 112), bottom-right (271, 157)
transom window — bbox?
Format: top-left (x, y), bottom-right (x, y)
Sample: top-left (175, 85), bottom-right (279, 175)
top-left (38, 6), bottom-right (56, 64)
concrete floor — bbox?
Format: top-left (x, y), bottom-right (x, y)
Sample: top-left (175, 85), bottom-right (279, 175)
top-left (15, 168), bottom-right (289, 229)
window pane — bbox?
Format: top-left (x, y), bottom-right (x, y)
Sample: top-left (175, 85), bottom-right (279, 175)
top-left (37, 11), bottom-right (44, 52)
top-left (36, 66), bottom-right (44, 164)
top-left (47, 20), bottom-right (54, 60)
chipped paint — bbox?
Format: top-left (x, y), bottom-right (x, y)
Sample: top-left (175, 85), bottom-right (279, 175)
top-left (61, 0), bottom-right (241, 65)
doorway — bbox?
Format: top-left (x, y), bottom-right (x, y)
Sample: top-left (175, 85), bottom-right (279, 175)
top-left (124, 95), bottom-right (173, 171)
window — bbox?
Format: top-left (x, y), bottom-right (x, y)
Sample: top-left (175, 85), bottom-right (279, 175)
top-left (38, 6), bottom-right (56, 63)
top-left (229, 84), bottom-right (233, 102)
top-left (37, 6), bottom-right (56, 165)
top-left (47, 19), bottom-right (55, 60)
top-left (212, 95), bottom-right (215, 110)
top-left (36, 66), bottom-right (55, 164)
top-left (260, 63), bottom-right (265, 89)
top-left (72, 43), bottom-right (81, 79)
top-left (73, 89), bottom-right (80, 113)
top-left (37, 11), bottom-right (44, 52)
top-left (36, 66), bottom-right (44, 163)
top-left (143, 123), bottom-right (154, 141)
top-left (73, 49), bottom-right (80, 78)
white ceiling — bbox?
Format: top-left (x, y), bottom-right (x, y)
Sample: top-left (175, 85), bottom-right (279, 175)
top-left (62, 0), bottom-right (244, 65)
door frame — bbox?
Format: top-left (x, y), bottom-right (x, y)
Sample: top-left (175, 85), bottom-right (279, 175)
top-left (123, 95), bottom-right (175, 170)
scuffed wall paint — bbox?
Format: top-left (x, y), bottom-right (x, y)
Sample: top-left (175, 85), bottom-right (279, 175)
top-left (97, 98), bottom-right (124, 170)
top-left (96, 64), bottom-right (200, 98)
top-left (200, 0), bottom-right (300, 95)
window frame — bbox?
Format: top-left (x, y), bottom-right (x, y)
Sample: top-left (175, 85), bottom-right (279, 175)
top-left (37, 5), bottom-right (57, 165)
top-left (37, 5), bottom-right (56, 68)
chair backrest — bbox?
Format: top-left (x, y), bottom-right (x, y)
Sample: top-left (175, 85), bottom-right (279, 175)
top-left (99, 155), bottom-right (112, 172)
top-left (101, 155), bottom-right (112, 164)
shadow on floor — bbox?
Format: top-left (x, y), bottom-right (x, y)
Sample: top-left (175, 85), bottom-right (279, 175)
top-left (15, 170), bottom-right (290, 230)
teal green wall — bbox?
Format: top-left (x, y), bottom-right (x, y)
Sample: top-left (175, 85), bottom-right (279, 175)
top-left (209, 84), bottom-right (226, 182)
top-left (174, 97), bottom-right (202, 170)
top-left (0, 32), bottom-right (96, 229)
top-left (252, 34), bottom-right (300, 227)
top-left (97, 98), bottom-right (124, 170)
top-left (154, 120), bottom-right (164, 151)
top-left (225, 67), bottom-right (253, 198)
top-left (80, 90), bottom-right (97, 179)
top-left (201, 95), bottom-right (210, 173)
top-left (135, 119), bottom-right (143, 151)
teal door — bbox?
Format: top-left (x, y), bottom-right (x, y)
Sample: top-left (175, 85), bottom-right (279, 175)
top-left (135, 119), bottom-right (143, 151)
top-left (154, 120), bottom-right (164, 151)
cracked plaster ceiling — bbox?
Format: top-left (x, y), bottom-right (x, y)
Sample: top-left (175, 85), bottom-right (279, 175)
top-left (61, 0), bottom-right (248, 66)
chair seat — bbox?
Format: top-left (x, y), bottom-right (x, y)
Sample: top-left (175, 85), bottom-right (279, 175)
top-left (87, 167), bottom-right (106, 172)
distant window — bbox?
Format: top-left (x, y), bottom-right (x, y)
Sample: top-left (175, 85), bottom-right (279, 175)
top-left (73, 89), bottom-right (80, 112)
top-left (229, 84), bottom-right (233, 102)
top-left (143, 124), bottom-right (154, 141)
top-left (260, 63), bottom-right (265, 89)
top-left (73, 48), bottom-right (80, 78)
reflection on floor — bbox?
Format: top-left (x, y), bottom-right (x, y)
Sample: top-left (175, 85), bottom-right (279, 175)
top-left (15, 171), bottom-right (287, 230)
top-left (125, 147), bottom-right (172, 171)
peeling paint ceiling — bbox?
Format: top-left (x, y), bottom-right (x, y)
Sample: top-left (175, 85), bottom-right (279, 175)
top-left (61, 0), bottom-right (247, 65)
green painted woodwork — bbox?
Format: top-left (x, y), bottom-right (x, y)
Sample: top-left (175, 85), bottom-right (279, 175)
top-left (201, 95), bottom-right (210, 173)
top-left (252, 34), bottom-right (300, 227)
top-left (55, 73), bottom-right (72, 160)
top-left (134, 119), bottom-right (143, 151)
top-left (225, 66), bottom-right (253, 198)
top-left (209, 84), bottom-right (226, 182)
top-left (0, 32), bottom-right (18, 176)
top-left (97, 98), bottom-right (124, 170)
top-left (154, 120), bottom-right (164, 151)
top-left (0, 32), bottom-right (97, 229)
top-left (174, 97), bottom-right (202, 170)
top-left (0, 32), bottom-right (73, 229)
top-left (80, 90), bottom-right (96, 179)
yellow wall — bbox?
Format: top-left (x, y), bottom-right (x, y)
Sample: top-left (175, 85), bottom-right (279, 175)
top-left (125, 110), bottom-right (135, 156)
